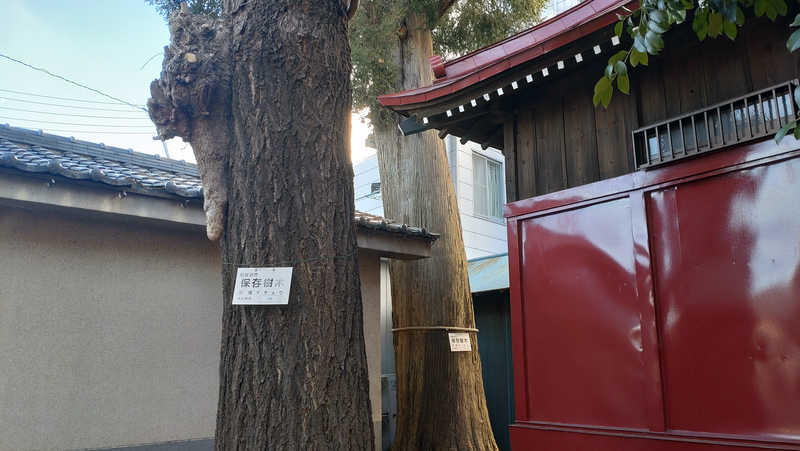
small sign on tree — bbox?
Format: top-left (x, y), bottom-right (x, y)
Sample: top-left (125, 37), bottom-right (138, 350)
top-left (232, 267), bottom-right (293, 305)
top-left (448, 333), bottom-right (472, 352)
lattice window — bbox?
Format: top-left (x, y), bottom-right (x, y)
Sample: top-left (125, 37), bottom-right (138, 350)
top-left (633, 80), bottom-right (798, 169)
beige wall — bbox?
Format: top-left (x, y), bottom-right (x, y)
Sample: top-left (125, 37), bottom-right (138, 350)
top-left (359, 253), bottom-right (383, 450)
top-left (0, 206), bottom-right (222, 451)
top-left (0, 204), bottom-right (393, 451)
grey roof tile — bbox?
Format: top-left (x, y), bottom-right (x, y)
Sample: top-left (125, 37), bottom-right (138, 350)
top-left (0, 124), bottom-right (202, 199)
top-left (0, 124), bottom-right (437, 241)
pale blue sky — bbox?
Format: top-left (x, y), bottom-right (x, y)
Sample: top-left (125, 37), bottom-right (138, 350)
top-left (0, 0), bottom-right (374, 164)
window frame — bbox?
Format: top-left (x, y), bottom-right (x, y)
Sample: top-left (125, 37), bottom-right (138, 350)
top-left (472, 151), bottom-right (505, 222)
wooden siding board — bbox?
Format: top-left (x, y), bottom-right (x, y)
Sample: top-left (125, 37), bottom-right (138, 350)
top-left (563, 89), bottom-right (600, 187)
top-left (534, 98), bottom-right (567, 194)
top-left (674, 45), bottom-right (708, 113)
top-left (595, 92), bottom-right (631, 179)
top-left (636, 58), bottom-right (669, 127)
top-left (701, 35), bottom-right (752, 104)
top-left (624, 73), bottom-right (638, 173)
top-left (516, 109), bottom-right (538, 200)
top-left (503, 113), bottom-right (519, 203)
top-left (745, 13), bottom-right (800, 91)
top-left (662, 54), bottom-right (683, 119)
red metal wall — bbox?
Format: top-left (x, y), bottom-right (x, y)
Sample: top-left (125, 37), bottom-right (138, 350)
top-left (506, 139), bottom-right (800, 450)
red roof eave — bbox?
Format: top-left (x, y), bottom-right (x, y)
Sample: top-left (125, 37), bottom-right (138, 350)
top-left (378, 0), bottom-right (637, 109)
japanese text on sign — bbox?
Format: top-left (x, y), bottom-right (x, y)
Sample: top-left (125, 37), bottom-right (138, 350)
top-left (232, 267), bottom-right (293, 305)
top-left (448, 333), bottom-right (472, 352)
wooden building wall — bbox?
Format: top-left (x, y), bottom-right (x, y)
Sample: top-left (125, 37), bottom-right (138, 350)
top-left (509, 11), bottom-right (800, 202)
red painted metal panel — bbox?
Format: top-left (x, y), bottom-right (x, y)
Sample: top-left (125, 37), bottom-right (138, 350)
top-left (630, 190), bottom-right (667, 432)
top-left (518, 197), bottom-right (649, 428)
top-left (648, 159), bottom-right (800, 439)
top-left (507, 218), bottom-right (530, 422)
top-left (507, 142), bottom-right (800, 450)
top-left (510, 424), bottom-right (800, 450)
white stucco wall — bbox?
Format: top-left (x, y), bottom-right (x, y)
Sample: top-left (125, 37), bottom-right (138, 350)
top-left (0, 206), bottom-right (223, 451)
top-left (354, 139), bottom-right (508, 260)
top-left (448, 138), bottom-right (508, 260)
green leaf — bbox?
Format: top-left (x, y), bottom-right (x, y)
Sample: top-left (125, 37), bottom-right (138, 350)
top-left (708, 12), bottom-right (723, 37)
top-left (601, 84), bottom-right (614, 107)
top-left (693, 7), bottom-right (709, 38)
top-left (673, 7), bottom-right (688, 22)
top-left (618, 74), bottom-right (630, 94)
top-left (774, 0), bottom-right (788, 16)
top-left (616, 60), bottom-right (628, 76)
top-left (736, 7), bottom-right (745, 25)
top-left (644, 36), bottom-right (658, 54)
top-left (606, 63), bottom-right (615, 79)
top-left (723, 20), bottom-right (737, 39)
top-left (609, 50), bottom-right (628, 64)
top-left (615, 20), bottom-right (624, 37)
top-left (755, 0), bottom-right (766, 17)
top-left (634, 34), bottom-right (648, 52)
top-left (794, 123), bottom-right (800, 140)
top-left (650, 10), bottom-right (668, 23)
top-left (766, 2), bottom-right (777, 20)
top-left (646, 30), bottom-right (665, 50)
top-left (775, 120), bottom-right (794, 143)
top-left (680, 0), bottom-right (694, 9)
top-left (631, 48), bottom-right (641, 66)
top-left (640, 49), bottom-right (649, 65)
top-left (614, 61), bottom-right (628, 77)
top-left (595, 76), bottom-right (612, 94)
top-left (725, 0), bottom-right (738, 23)
top-left (787, 27), bottom-right (800, 52)
top-left (794, 86), bottom-right (800, 109)
top-left (791, 13), bottom-right (800, 26)
top-left (650, 21), bottom-right (670, 33)
top-left (592, 81), bottom-right (607, 106)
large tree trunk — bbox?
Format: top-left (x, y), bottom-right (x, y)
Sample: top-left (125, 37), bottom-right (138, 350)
top-left (148, 1), bottom-right (374, 449)
top-left (373, 11), bottom-right (498, 451)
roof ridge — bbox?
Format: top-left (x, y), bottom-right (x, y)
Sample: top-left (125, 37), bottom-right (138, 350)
top-left (1, 123), bottom-right (198, 175)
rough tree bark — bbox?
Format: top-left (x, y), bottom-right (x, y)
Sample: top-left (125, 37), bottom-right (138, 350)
top-left (147, 1), bottom-right (374, 449)
top-left (373, 11), bottom-right (499, 451)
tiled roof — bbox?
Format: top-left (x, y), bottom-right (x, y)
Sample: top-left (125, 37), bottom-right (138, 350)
top-left (378, 0), bottom-right (634, 108)
top-left (0, 123), bottom-right (438, 241)
top-left (356, 210), bottom-right (439, 241)
top-left (0, 124), bottom-right (203, 198)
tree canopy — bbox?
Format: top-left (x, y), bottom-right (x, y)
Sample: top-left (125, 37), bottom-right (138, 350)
top-left (149, 0), bottom-right (548, 123)
top-left (350, 0), bottom-right (547, 121)
top-left (146, 0), bottom-right (222, 19)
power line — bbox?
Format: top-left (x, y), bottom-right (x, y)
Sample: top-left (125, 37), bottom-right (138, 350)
top-left (0, 105), bottom-right (152, 120)
top-left (0, 53), bottom-right (147, 112)
top-left (0, 116), bottom-right (155, 129)
top-left (0, 88), bottom-right (146, 107)
top-left (7, 128), bottom-right (156, 135)
top-left (0, 96), bottom-right (149, 113)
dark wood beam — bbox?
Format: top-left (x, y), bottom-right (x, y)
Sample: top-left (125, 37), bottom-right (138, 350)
top-left (438, 125), bottom-right (455, 140)
top-left (461, 114), bottom-right (492, 145)
top-left (481, 125), bottom-right (504, 150)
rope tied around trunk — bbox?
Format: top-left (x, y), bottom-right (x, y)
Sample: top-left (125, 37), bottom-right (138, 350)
top-left (391, 326), bottom-right (478, 333)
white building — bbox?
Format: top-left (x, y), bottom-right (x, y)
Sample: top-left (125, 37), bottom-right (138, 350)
top-left (354, 136), bottom-right (507, 260)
